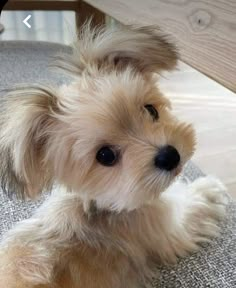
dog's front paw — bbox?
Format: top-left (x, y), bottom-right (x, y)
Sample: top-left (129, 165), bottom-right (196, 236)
top-left (185, 176), bottom-right (229, 244)
top-left (189, 176), bottom-right (228, 206)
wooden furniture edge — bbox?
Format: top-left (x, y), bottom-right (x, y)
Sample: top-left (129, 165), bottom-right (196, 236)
top-left (83, 0), bottom-right (236, 93)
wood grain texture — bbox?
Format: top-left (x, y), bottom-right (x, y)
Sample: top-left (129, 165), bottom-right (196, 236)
top-left (4, 0), bottom-right (79, 11)
top-left (76, 1), bottom-right (106, 31)
top-left (84, 0), bottom-right (236, 92)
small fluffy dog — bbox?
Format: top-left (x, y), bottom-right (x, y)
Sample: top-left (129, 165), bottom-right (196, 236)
top-left (0, 24), bottom-right (228, 288)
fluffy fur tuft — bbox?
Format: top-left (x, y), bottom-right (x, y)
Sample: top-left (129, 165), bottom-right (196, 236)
top-left (0, 85), bottom-right (58, 198)
top-left (53, 22), bottom-right (178, 77)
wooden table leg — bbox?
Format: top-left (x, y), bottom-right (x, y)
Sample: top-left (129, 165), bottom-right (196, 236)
top-left (76, 1), bottom-right (106, 31)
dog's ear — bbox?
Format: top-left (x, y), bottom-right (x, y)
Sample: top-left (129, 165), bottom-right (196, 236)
top-left (54, 23), bottom-right (178, 76)
top-left (0, 85), bottom-right (58, 199)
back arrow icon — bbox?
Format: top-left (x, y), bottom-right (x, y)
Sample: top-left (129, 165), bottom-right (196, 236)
top-left (23, 15), bottom-right (32, 28)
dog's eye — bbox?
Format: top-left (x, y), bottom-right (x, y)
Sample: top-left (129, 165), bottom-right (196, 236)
top-left (144, 104), bottom-right (159, 121)
top-left (96, 146), bottom-right (118, 166)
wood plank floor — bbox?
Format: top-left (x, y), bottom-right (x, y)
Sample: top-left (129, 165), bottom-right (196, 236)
top-left (159, 62), bottom-right (236, 199)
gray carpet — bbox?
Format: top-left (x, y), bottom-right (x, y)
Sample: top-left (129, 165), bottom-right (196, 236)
top-left (0, 41), bottom-right (70, 89)
top-left (0, 41), bottom-right (235, 287)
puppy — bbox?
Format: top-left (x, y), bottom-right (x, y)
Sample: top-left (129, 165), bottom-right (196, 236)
top-left (0, 24), bottom-right (228, 288)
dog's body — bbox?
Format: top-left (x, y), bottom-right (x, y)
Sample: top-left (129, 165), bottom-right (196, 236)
top-left (0, 178), bottom-right (228, 288)
top-left (0, 24), bottom-right (228, 288)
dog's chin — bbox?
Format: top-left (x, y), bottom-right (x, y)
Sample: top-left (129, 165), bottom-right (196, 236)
top-left (155, 165), bottom-right (183, 194)
top-left (174, 165), bottom-right (183, 176)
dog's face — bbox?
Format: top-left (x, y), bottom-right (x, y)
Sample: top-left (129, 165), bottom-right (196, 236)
top-left (0, 25), bottom-right (195, 212)
top-left (55, 71), bottom-right (195, 212)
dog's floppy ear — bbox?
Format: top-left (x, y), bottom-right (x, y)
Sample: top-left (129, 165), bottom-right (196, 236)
top-left (0, 85), bottom-right (58, 199)
top-left (54, 23), bottom-right (178, 76)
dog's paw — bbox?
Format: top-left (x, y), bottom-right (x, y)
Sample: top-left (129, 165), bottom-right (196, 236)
top-left (189, 176), bottom-right (228, 204)
top-left (185, 176), bottom-right (228, 243)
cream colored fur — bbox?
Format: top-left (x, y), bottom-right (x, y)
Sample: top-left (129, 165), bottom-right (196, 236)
top-left (0, 24), bottom-right (228, 288)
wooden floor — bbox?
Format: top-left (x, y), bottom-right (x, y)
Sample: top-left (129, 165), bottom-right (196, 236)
top-left (159, 62), bottom-right (236, 199)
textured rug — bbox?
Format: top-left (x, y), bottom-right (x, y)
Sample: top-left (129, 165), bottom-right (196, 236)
top-left (0, 41), bottom-right (235, 287)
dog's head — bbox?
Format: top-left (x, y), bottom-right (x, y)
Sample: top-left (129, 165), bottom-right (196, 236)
top-left (0, 24), bottom-right (195, 212)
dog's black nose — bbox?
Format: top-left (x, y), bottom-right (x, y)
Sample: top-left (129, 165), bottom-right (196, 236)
top-left (154, 145), bottom-right (180, 171)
